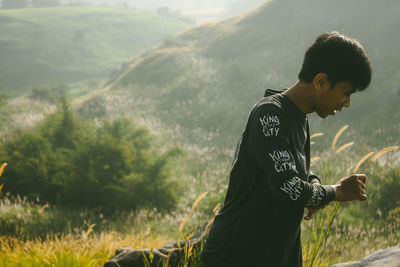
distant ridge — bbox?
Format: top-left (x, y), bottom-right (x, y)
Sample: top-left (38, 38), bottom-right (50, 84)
top-left (0, 7), bottom-right (191, 93)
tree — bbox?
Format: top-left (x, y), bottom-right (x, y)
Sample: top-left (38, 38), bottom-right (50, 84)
top-left (52, 96), bottom-right (78, 149)
top-left (0, 105), bottom-right (184, 214)
top-left (2, 0), bottom-right (28, 9)
top-left (30, 86), bottom-right (59, 104)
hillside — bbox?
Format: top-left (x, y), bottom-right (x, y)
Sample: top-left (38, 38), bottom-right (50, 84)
top-left (97, 0), bottom-right (400, 150)
top-left (0, 7), bottom-right (191, 94)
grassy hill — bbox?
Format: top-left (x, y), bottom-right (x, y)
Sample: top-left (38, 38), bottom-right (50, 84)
top-left (96, 0), bottom-right (400, 151)
top-left (0, 7), bottom-right (191, 94)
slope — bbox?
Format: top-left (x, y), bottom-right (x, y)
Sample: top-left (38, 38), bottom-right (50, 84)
top-left (95, 0), bottom-right (400, 149)
top-left (0, 7), bottom-right (191, 94)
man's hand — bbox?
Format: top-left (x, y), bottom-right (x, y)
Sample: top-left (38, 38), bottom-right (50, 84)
top-left (332, 174), bottom-right (367, 202)
top-left (304, 205), bottom-right (326, 220)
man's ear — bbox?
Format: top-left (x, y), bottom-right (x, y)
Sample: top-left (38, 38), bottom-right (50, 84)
top-left (313, 73), bottom-right (330, 93)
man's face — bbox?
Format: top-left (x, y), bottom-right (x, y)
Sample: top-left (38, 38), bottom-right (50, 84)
top-left (315, 81), bottom-right (355, 118)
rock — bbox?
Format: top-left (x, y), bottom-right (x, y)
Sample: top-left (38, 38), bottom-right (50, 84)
top-left (330, 246), bottom-right (400, 267)
top-left (104, 224), bottom-right (208, 267)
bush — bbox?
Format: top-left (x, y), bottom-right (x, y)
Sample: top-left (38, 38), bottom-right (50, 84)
top-left (29, 86), bottom-right (60, 104)
top-left (372, 165), bottom-right (400, 218)
top-left (0, 98), bottom-right (183, 214)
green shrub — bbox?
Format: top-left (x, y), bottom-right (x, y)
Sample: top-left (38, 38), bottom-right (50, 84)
top-left (0, 99), bottom-right (183, 214)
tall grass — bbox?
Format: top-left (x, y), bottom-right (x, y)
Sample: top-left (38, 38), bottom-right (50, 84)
top-left (0, 162), bottom-right (6, 192)
top-left (0, 231), bottom-right (170, 267)
top-left (0, 124), bottom-right (398, 266)
top-left (303, 125), bottom-right (399, 267)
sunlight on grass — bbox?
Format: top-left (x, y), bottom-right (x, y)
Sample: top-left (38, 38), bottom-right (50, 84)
top-left (179, 191), bottom-right (208, 233)
top-left (353, 152), bottom-right (374, 173)
top-left (370, 146), bottom-right (399, 161)
top-left (335, 142), bottom-right (354, 154)
top-left (0, 231), bottom-right (171, 267)
top-left (331, 125), bottom-right (348, 151)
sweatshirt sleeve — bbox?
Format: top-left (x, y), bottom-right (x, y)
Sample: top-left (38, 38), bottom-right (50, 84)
top-left (248, 104), bottom-right (335, 208)
top-left (309, 171), bottom-right (321, 184)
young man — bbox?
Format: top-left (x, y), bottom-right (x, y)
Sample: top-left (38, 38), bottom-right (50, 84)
top-left (200, 32), bottom-right (372, 267)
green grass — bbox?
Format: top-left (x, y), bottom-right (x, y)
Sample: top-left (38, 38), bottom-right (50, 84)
top-left (0, 7), bottom-right (192, 94)
top-left (1, 123), bottom-right (399, 266)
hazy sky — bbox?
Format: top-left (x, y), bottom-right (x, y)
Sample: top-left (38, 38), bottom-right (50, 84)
top-left (58, 0), bottom-right (265, 23)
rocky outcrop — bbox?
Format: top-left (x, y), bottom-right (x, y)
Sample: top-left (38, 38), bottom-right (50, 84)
top-left (104, 225), bottom-right (208, 267)
top-left (330, 246), bottom-right (400, 267)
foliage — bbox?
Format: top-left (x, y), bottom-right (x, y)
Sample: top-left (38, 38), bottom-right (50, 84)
top-left (301, 125), bottom-right (400, 266)
top-left (29, 85), bottom-right (61, 104)
top-left (0, 94), bottom-right (9, 128)
top-left (0, 98), bottom-right (183, 213)
top-left (364, 164), bottom-right (400, 219)
top-left (0, 94), bottom-right (7, 107)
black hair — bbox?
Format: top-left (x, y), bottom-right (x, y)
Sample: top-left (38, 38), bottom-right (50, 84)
top-left (298, 32), bottom-right (372, 91)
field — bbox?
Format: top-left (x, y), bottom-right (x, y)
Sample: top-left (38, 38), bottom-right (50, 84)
top-left (0, 124), bottom-right (399, 266)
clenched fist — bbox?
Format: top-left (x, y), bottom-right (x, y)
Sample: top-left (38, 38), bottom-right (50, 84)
top-left (332, 174), bottom-right (367, 202)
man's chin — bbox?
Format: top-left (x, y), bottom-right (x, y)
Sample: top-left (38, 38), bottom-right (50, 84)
top-left (316, 111), bottom-right (329, 119)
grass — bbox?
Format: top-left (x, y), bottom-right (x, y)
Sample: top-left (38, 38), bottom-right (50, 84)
top-left (0, 146), bottom-right (398, 266)
top-left (0, 231), bottom-right (171, 267)
top-left (1, 134), bottom-right (398, 267)
top-left (301, 125), bottom-right (400, 266)
top-left (1, 93), bottom-right (399, 267)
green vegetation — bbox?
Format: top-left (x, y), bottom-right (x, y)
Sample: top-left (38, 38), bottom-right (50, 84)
top-left (0, 7), bottom-right (191, 94)
top-left (0, 0), bottom-right (399, 266)
top-left (1, 138), bottom-right (398, 266)
top-left (0, 97), bottom-right (183, 214)
top-left (102, 0), bottom-right (400, 151)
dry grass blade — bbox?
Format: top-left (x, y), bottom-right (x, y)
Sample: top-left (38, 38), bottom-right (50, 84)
top-left (331, 125), bottom-right (348, 151)
top-left (310, 157), bottom-right (320, 163)
top-left (212, 203), bottom-right (221, 215)
top-left (335, 142), bottom-right (355, 154)
top-left (179, 213), bottom-right (192, 233)
top-left (86, 224), bottom-right (96, 238)
top-left (310, 133), bottom-right (324, 139)
top-left (179, 191), bottom-right (208, 233)
top-left (39, 203), bottom-right (50, 213)
top-left (191, 191), bottom-right (208, 212)
top-left (370, 146), bottom-right (399, 161)
top-left (353, 152), bottom-right (374, 172)
top-left (0, 162), bottom-right (7, 176)
top-left (0, 184), bottom-right (3, 192)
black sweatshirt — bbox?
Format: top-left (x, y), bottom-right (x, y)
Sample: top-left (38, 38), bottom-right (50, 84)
top-left (201, 89), bottom-right (335, 267)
